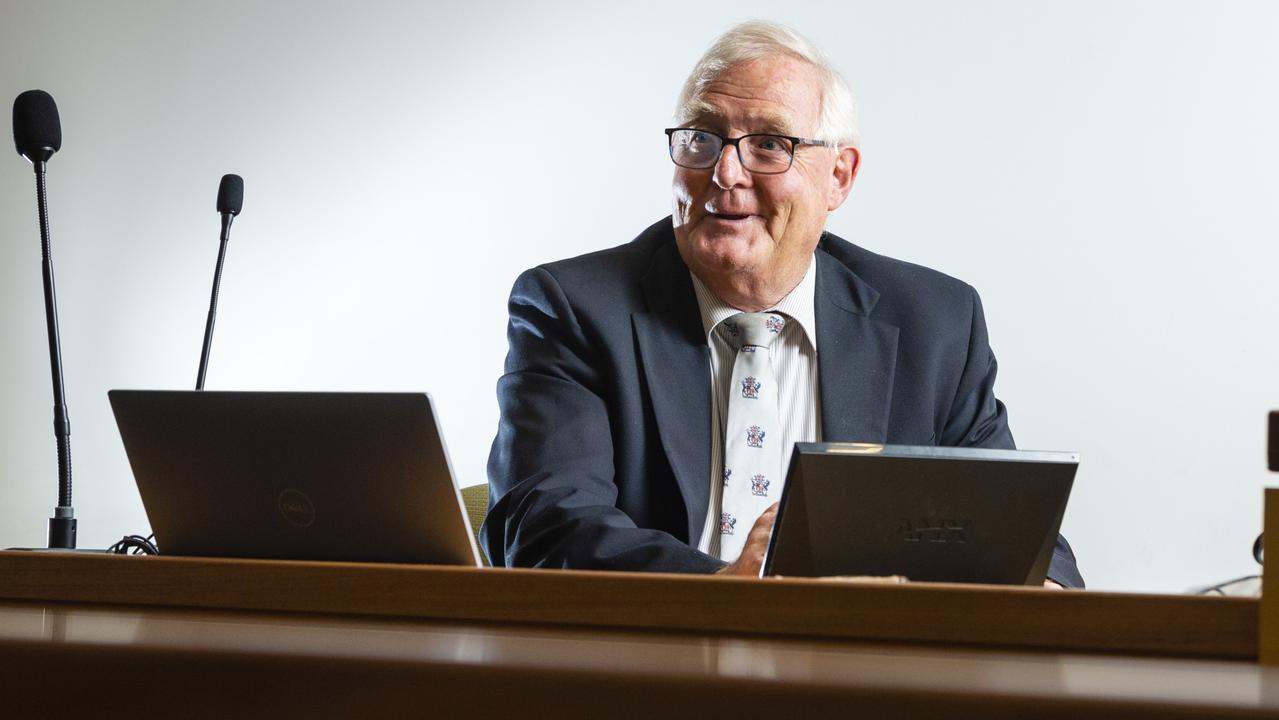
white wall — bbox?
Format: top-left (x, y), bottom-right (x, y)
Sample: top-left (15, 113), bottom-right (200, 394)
top-left (2, 0), bottom-right (1275, 593)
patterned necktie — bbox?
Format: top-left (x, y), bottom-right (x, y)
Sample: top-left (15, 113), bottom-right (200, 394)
top-left (718, 311), bottom-right (786, 562)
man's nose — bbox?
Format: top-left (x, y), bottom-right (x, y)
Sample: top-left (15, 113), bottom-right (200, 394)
top-left (712, 144), bottom-right (749, 189)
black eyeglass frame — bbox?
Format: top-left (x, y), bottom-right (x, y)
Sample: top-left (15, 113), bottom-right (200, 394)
top-left (664, 127), bottom-right (835, 174)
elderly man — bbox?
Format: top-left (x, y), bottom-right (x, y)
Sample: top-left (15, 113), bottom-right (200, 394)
top-left (482, 21), bottom-right (1083, 588)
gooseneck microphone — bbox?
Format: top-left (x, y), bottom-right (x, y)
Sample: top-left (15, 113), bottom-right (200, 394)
top-left (196, 174), bottom-right (243, 390)
top-left (13, 89), bottom-right (75, 549)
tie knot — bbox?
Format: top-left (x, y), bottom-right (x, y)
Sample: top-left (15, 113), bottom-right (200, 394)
top-left (724, 312), bottom-right (786, 349)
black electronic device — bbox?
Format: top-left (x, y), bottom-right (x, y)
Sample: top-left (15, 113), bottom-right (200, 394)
top-left (109, 390), bottom-right (481, 566)
top-left (762, 443), bottom-right (1078, 585)
top-left (1268, 411), bottom-right (1279, 472)
top-left (196, 173), bottom-right (244, 390)
top-left (12, 89), bottom-right (76, 549)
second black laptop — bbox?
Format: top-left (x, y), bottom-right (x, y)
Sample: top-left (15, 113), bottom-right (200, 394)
top-left (762, 443), bottom-right (1077, 584)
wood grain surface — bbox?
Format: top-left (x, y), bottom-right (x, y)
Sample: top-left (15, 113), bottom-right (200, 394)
top-left (1262, 488), bottom-right (1279, 664)
top-left (0, 550), bottom-right (1256, 659)
top-left (3, 600), bottom-right (1276, 720)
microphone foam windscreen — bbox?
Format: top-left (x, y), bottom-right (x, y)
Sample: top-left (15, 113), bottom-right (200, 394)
top-left (217, 174), bottom-right (244, 215)
top-left (12, 90), bottom-right (62, 159)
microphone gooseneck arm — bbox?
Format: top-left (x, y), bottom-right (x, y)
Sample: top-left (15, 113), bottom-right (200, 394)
top-left (34, 158), bottom-right (76, 549)
top-left (196, 212), bottom-right (234, 390)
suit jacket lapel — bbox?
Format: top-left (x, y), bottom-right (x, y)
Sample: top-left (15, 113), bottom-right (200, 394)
top-left (633, 240), bottom-right (712, 546)
top-left (814, 246), bottom-right (900, 443)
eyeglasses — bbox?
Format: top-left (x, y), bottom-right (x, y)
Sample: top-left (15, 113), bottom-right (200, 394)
top-left (664, 127), bottom-right (833, 175)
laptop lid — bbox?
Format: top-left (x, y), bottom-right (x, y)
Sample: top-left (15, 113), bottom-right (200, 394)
top-left (762, 443), bottom-right (1077, 584)
top-left (109, 390), bottom-right (480, 566)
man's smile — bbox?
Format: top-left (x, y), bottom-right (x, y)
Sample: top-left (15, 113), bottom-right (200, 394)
top-left (704, 204), bottom-right (759, 223)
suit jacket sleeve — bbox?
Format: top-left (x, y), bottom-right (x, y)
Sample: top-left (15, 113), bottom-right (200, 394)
top-left (482, 266), bottom-right (723, 573)
top-left (942, 285), bottom-right (1084, 589)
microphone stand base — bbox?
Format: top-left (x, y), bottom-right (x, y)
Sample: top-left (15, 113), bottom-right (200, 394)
top-left (48, 514), bottom-right (76, 550)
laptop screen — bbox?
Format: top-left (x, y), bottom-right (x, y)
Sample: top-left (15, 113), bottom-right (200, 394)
top-left (762, 443), bottom-right (1077, 584)
top-left (109, 390), bottom-right (480, 566)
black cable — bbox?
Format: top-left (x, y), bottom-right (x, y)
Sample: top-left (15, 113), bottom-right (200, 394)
top-left (107, 533), bottom-right (158, 555)
top-left (1195, 574), bottom-right (1260, 597)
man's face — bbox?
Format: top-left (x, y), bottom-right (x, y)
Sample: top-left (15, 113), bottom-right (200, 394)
top-left (672, 54), bottom-right (856, 304)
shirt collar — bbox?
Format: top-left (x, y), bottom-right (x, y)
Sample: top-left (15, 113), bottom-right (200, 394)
top-left (689, 255), bottom-right (818, 351)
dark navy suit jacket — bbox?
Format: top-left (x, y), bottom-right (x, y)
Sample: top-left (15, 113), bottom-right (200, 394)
top-left (483, 218), bottom-right (1083, 588)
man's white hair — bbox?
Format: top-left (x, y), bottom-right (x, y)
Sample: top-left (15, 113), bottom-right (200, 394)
top-left (675, 21), bottom-right (860, 148)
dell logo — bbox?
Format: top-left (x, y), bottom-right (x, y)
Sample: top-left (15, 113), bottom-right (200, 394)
top-left (278, 489), bottom-right (316, 528)
top-left (899, 518), bottom-right (970, 544)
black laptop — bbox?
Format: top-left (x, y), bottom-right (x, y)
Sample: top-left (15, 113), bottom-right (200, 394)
top-left (108, 390), bottom-right (481, 566)
top-left (762, 443), bottom-right (1077, 584)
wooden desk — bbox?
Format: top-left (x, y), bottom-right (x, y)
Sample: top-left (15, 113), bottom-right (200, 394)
top-left (0, 551), bottom-right (1273, 718)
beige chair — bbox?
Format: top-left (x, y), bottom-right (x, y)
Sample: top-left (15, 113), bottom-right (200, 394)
top-left (460, 483), bottom-right (490, 567)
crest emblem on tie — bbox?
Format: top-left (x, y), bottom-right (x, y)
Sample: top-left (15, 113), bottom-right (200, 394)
top-left (765, 315), bottom-right (785, 333)
top-left (746, 425), bottom-right (765, 448)
top-left (741, 376), bottom-right (760, 399)
top-left (723, 321), bottom-right (740, 337)
top-left (751, 474), bottom-right (769, 497)
top-left (723, 468), bottom-right (732, 485)
top-left (720, 512), bottom-right (737, 535)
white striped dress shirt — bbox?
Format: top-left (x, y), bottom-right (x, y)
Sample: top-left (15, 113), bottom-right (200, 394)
top-left (690, 258), bottom-right (822, 557)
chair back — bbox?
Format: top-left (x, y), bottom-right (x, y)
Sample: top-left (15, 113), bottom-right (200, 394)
top-left (460, 483), bottom-right (490, 567)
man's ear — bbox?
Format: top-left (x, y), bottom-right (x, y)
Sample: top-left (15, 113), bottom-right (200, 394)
top-left (827, 146), bottom-right (860, 211)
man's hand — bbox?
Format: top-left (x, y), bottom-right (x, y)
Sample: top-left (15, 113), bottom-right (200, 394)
top-left (1043, 579), bottom-right (1064, 589)
top-left (716, 503), bottom-right (778, 577)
